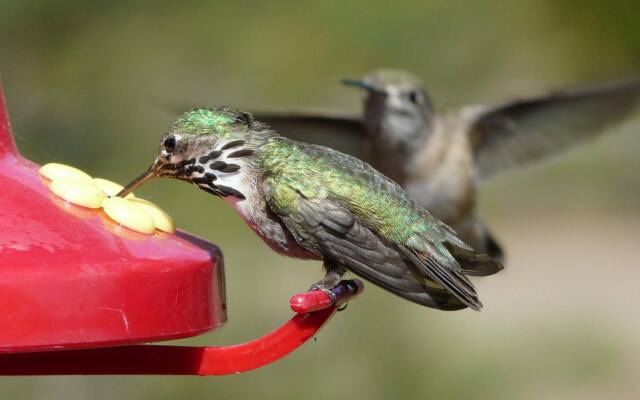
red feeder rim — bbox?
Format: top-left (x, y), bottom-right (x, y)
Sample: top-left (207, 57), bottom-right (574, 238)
top-left (0, 82), bottom-right (363, 375)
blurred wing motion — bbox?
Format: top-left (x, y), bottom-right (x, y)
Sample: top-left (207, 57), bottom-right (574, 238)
top-left (254, 112), bottom-right (366, 159)
top-left (465, 79), bottom-right (640, 180)
top-left (265, 180), bottom-right (482, 310)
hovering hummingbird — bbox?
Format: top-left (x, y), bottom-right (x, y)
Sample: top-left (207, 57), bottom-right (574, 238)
top-left (256, 70), bottom-right (640, 260)
top-left (117, 107), bottom-right (502, 311)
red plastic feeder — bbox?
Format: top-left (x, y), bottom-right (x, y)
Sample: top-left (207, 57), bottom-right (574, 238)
top-left (0, 82), bottom-right (362, 375)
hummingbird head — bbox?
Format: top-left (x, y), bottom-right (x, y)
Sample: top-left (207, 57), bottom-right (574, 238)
top-left (342, 69), bottom-right (434, 154)
top-left (118, 107), bottom-right (270, 200)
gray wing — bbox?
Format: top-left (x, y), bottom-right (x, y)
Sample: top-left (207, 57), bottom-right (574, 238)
top-left (264, 185), bottom-right (470, 310)
top-left (465, 79), bottom-right (640, 180)
top-left (254, 111), bottom-right (366, 159)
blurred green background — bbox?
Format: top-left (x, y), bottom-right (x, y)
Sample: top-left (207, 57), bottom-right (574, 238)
top-left (1, 0), bottom-right (640, 399)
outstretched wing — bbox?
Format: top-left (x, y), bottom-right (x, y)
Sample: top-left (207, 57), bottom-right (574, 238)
top-left (264, 179), bottom-right (478, 310)
top-left (464, 79), bottom-right (640, 180)
top-left (254, 111), bottom-right (366, 159)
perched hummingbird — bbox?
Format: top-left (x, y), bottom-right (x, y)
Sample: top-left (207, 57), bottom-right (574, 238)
top-left (256, 70), bottom-right (640, 260)
top-left (117, 107), bottom-right (502, 311)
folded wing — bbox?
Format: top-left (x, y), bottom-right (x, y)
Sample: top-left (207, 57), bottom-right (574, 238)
top-left (264, 180), bottom-right (481, 310)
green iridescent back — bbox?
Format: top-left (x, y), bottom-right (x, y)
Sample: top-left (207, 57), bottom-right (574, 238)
top-left (259, 137), bottom-right (448, 244)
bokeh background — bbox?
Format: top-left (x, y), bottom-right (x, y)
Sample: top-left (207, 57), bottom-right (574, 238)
top-left (1, 1), bottom-right (640, 399)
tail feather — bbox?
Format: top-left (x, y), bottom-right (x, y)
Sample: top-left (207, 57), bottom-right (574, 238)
top-left (446, 242), bottom-right (504, 277)
top-left (395, 218), bottom-right (505, 311)
top-left (484, 230), bottom-right (504, 263)
top-left (399, 239), bottom-right (483, 311)
top-left (450, 215), bottom-right (505, 275)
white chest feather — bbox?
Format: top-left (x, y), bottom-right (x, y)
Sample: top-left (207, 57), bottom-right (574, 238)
top-left (222, 181), bottom-right (317, 260)
top-left (190, 142), bottom-right (316, 259)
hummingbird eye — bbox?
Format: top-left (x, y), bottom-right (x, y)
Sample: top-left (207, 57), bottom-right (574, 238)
top-left (407, 91), bottom-right (421, 105)
top-left (235, 112), bottom-right (254, 127)
top-left (163, 136), bottom-right (176, 153)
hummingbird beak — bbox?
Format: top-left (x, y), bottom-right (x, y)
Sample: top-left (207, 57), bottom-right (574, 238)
top-left (341, 78), bottom-right (383, 94)
top-left (116, 160), bottom-right (162, 198)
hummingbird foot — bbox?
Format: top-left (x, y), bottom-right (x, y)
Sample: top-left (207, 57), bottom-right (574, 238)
top-left (308, 266), bottom-right (345, 305)
top-left (308, 283), bottom-right (337, 305)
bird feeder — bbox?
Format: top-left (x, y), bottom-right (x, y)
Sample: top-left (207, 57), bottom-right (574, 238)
top-left (0, 82), bottom-right (361, 375)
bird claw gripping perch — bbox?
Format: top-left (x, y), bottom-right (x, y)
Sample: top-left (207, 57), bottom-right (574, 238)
top-left (308, 283), bottom-right (338, 305)
top-left (290, 280), bottom-right (364, 314)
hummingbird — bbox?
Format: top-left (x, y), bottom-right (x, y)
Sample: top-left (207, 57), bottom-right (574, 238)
top-left (255, 70), bottom-right (640, 261)
top-left (117, 107), bottom-right (503, 311)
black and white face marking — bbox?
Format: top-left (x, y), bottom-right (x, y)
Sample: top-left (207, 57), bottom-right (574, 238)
top-left (162, 136), bottom-right (256, 200)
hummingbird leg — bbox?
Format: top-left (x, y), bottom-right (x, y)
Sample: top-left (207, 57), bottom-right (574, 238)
top-left (308, 261), bottom-right (346, 304)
